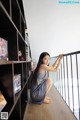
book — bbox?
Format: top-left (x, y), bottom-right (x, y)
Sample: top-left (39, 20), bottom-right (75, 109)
top-left (0, 37), bottom-right (8, 60)
top-left (0, 91), bottom-right (7, 112)
top-left (13, 74), bottom-right (21, 94)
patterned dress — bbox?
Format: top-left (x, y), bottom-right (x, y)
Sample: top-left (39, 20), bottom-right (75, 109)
top-left (30, 71), bottom-right (49, 104)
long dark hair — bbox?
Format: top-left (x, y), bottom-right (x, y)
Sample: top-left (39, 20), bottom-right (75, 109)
top-left (32, 52), bottom-right (50, 83)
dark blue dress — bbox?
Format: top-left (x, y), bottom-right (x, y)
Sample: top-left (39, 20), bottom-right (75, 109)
top-left (30, 71), bottom-right (49, 104)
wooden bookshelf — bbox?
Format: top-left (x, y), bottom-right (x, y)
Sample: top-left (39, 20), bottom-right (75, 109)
top-left (0, 0), bottom-right (31, 119)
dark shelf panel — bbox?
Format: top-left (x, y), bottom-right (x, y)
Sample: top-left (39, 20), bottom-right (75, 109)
top-left (9, 98), bottom-right (21, 120)
top-left (22, 63), bottom-right (27, 85)
top-left (0, 0), bottom-right (10, 15)
top-left (17, 0), bottom-right (24, 18)
top-left (0, 60), bottom-right (32, 66)
top-left (20, 15), bottom-right (25, 38)
top-left (0, 64), bottom-right (14, 99)
top-left (18, 34), bottom-right (26, 61)
top-left (14, 63), bottom-right (22, 75)
top-left (0, 1), bottom-right (25, 41)
top-left (0, 5), bottom-right (15, 30)
top-left (11, 0), bottom-right (20, 32)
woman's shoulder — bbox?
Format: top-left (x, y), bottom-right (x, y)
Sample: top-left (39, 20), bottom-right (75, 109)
top-left (41, 64), bottom-right (50, 68)
top-left (38, 64), bottom-right (46, 72)
top-left (39, 64), bottom-right (50, 71)
top-left (40, 64), bottom-right (55, 72)
top-left (40, 64), bottom-right (47, 67)
top-left (40, 64), bottom-right (47, 69)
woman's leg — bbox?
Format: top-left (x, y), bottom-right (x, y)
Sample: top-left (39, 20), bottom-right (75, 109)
top-left (43, 78), bottom-right (53, 104)
top-left (46, 77), bottom-right (53, 94)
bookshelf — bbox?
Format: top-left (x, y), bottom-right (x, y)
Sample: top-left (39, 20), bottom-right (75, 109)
top-left (0, 0), bottom-right (32, 120)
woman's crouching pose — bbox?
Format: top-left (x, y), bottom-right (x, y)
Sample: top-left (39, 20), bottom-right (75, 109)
top-left (30, 52), bottom-right (63, 104)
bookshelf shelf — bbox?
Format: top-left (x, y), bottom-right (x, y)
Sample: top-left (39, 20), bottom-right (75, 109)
top-left (0, 0), bottom-right (32, 120)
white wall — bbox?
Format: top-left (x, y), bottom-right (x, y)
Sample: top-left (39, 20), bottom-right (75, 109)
top-left (23, 0), bottom-right (80, 62)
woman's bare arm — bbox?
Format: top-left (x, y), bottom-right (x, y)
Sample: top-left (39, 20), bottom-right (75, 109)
top-left (52, 54), bottom-right (63, 71)
top-left (40, 54), bottom-right (63, 72)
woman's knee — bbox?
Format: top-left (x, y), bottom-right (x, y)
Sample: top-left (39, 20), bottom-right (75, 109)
top-left (46, 78), bottom-right (53, 86)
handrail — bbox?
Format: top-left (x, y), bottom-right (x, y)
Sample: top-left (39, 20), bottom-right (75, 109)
top-left (50, 50), bottom-right (80, 120)
top-left (51, 50), bottom-right (80, 58)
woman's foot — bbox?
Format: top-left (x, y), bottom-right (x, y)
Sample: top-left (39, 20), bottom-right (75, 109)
top-left (43, 97), bottom-right (52, 104)
top-left (45, 96), bottom-right (52, 100)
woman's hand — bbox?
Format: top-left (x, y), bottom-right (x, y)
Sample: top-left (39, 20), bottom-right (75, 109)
top-left (59, 53), bottom-right (64, 57)
top-left (54, 54), bottom-right (64, 71)
top-left (52, 53), bottom-right (64, 72)
top-left (58, 54), bottom-right (64, 60)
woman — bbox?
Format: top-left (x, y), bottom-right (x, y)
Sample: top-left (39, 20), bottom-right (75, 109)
top-left (30, 52), bottom-right (63, 104)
